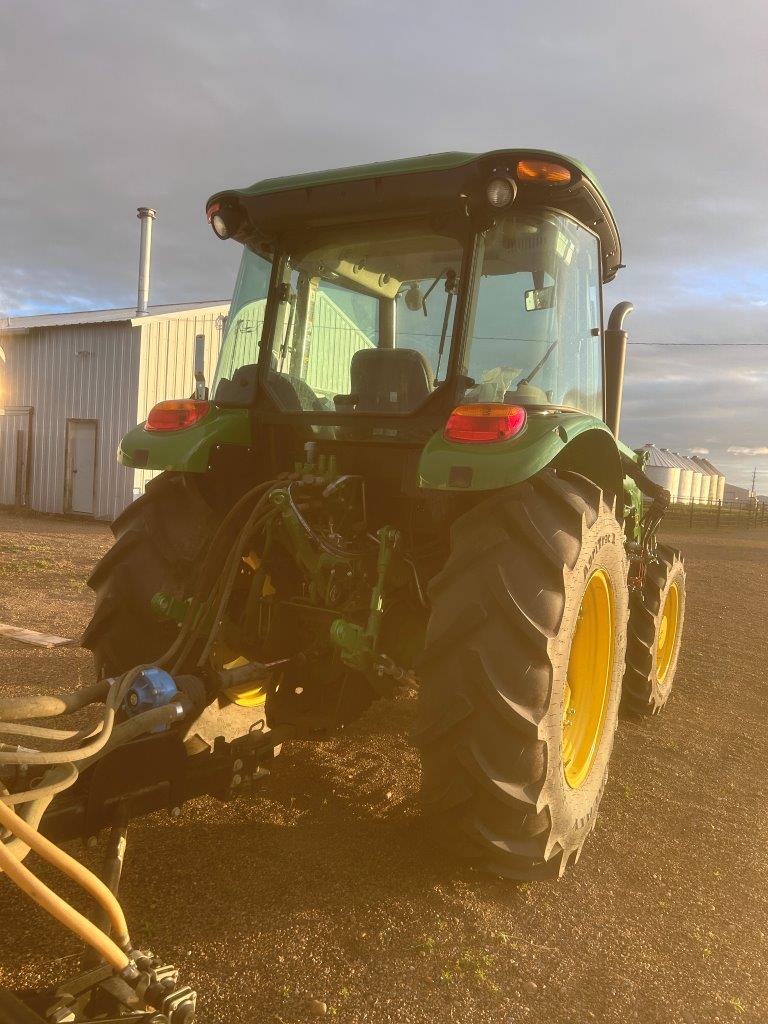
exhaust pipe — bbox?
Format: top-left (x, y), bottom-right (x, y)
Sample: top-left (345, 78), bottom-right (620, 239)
top-left (604, 301), bottom-right (633, 437)
top-left (135, 207), bottom-right (156, 316)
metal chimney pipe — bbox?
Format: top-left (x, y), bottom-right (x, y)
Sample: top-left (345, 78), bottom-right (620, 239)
top-left (136, 207), bottom-right (156, 316)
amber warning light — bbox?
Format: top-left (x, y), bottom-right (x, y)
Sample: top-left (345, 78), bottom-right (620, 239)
top-left (516, 159), bottom-right (572, 184)
top-left (145, 400), bottom-right (211, 432)
top-left (444, 404), bottom-right (527, 444)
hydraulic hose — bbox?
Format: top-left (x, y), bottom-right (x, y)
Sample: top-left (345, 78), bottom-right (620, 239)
top-left (193, 506), bottom-right (278, 670)
top-left (2, 765), bottom-right (78, 807)
top-left (158, 478), bottom-right (284, 673)
top-left (1, 767), bottom-right (77, 861)
top-left (0, 708), bottom-right (115, 765)
top-left (0, 680), bottom-right (109, 723)
top-left (0, 796), bottom-right (131, 949)
top-left (0, 718), bottom-right (101, 742)
top-left (77, 701), bottom-right (188, 773)
top-left (0, 836), bottom-right (130, 971)
top-left (0, 668), bottom-right (143, 767)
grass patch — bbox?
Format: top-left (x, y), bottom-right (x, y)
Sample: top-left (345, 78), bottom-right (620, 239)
top-left (0, 558), bottom-right (54, 576)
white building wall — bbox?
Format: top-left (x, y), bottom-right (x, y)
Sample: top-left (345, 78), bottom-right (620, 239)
top-left (3, 323), bottom-right (139, 519)
top-left (133, 309), bottom-right (228, 495)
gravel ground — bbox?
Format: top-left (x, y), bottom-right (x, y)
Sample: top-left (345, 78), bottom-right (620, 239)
top-left (0, 510), bottom-right (766, 1024)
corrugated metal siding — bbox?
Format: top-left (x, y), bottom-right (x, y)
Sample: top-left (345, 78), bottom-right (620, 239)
top-left (0, 408), bottom-right (31, 506)
top-left (641, 443), bottom-right (681, 469)
top-left (213, 292), bottom-right (373, 400)
top-left (3, 324), bottom-right (140, 519)
top-left (134, 310), bottom-right (228, 494)
top-left (304, 295), bottom-right (373, 398)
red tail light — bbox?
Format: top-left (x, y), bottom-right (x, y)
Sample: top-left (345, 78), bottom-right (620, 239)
top-left (144, 400), bottom-right (211, 432)
top-left (444, 404), bottom-right (527, 444)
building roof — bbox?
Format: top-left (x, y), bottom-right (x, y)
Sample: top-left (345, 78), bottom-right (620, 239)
top-left (692, 455), bottom-right (724, 477)
top-left (640, 444), bottom-right (680, 468)
top-left (663, 450), bottom-right (701, 472)
top-left (1, 301), bottom-right (229, 333)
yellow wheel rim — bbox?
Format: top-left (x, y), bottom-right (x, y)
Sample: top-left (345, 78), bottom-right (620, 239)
top-left (562, 569), bottom-right (615, 790)
top-left (656, 582), bottom-right (680, 686)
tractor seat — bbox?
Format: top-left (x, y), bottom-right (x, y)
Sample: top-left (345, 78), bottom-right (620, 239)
top-left (347, 348), bottom-right (433, 413)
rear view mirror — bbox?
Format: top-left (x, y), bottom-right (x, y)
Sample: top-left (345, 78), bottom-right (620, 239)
top-left (525, 285), bottom-right (555, 311)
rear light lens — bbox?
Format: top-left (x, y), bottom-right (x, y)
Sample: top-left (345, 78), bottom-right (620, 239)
top-left (145, 400), bottom-right (211, 432)
top-left (206, 200), bottom-right (244, 240)
top-left (486, 176), bottom-right (516, 208)
top-left (444, 404), bottom-right (527, 444)
top-left (516, 159), bottom-right (572, 184)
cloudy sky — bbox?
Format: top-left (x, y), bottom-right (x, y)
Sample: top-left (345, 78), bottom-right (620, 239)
top-left (1, 0), bottom-right (766, 489)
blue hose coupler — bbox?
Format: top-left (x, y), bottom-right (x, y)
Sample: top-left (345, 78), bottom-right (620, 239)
top-left (123, 667), bottom-right (179, 719)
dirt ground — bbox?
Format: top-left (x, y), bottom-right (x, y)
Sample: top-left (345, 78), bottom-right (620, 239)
top-left (0, 510), bottom-right (766, 1024)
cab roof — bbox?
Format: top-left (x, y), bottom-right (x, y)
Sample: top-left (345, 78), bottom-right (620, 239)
top-left (208, 149), bottom-right (623, 282)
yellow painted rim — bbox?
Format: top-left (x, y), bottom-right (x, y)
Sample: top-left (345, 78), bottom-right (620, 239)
top-left (562, 569), bottom-right (615, 790)
top-left (656, 581), bottom-right (680, 686)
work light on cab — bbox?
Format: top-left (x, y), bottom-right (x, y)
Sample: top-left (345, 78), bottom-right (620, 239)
top-left (516, 159), bottom-right (572, 184)
top-left (206, 202), bottom-right (230, 239)
top-left (207, 200), bottom-right (245, 240)
top-left (486, 175), bottom-right (517, 208)
top-left (444, 403), bottom-right (527, 444)
top-left (144, 399), bottom-right (211, 432)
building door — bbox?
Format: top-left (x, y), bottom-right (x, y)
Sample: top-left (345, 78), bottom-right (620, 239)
top-left (65, 419), bottom-right (97, 515)
top-left (0, 407), bottom-right (32, 508)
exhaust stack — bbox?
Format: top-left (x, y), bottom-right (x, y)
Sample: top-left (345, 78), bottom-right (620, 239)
top-left (604, 301), bottom-right (633, 437)
top-left (136, 207), bottom-right (156, 316)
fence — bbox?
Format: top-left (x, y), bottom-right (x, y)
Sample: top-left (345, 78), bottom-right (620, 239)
top-left (659, 499), bottom-right (768, 529)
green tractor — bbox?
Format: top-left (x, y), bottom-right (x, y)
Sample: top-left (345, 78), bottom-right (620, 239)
top-left (83, 148), bottom-right (685, 878)
top-left (0, 150), bottom-right (687, 1022)
top-left (86, 149), bottom-right (686, 877)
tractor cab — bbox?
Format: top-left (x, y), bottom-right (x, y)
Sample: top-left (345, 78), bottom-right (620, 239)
top-left (206, 151), bottom-right (621, 445)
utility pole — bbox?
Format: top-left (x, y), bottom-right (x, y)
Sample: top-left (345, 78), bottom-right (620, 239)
top-left (751, 467), bottom-right (757, 498)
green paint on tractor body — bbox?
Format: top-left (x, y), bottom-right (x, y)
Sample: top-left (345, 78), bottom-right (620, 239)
top-left (118, 406), bottom-right (251, 472)
top-left (119, 150), bottom-right (650, 549)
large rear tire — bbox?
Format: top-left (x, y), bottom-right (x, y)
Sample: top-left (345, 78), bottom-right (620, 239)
top-left (622, 543), bottom-right (686, 716)
top-left (81, 473), bottom-right (214, 677)
top-left (415, 470), bottom-right (629, 880)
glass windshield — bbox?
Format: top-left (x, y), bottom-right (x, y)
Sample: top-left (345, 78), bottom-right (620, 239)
top-left (214, 222), bottom-right (464, 413)
top-left (213, 211), bottom-right (603, 420)
top-left (212, 250), bottom-right (272, 395)
top-left (464, 211), bottom-right (603, 416)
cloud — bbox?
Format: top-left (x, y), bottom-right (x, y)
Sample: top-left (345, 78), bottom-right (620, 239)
top-left (727, 446), bottom-right (768, 456)
top-left (0, 0), bottom-right (766, 489)
top-left (689, 448), bottom-right (710, 455)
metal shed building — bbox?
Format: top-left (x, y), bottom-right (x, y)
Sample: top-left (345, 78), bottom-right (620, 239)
top-left (0, 302), bottom-right (228, 520)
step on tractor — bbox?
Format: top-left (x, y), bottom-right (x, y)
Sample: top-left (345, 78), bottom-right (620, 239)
top-left (1, 150), bottom-right (686, 1022)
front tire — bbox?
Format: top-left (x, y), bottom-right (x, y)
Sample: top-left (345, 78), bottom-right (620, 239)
top-left (622, 544), bottom-right (686, 716)
top-left (415, 470), bottom-right (629, 880)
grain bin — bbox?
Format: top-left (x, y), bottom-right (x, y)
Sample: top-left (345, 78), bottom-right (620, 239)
top-left (639, 444), bottom-right (681, 502)
top-left (678, 453), bottom-right (704, 503)
top-left (662, 449), bottom-right (693, 503)
top-left (694, 457), bottom-right (726, 503)
top-left (693, 456), bottom-right (717, 504)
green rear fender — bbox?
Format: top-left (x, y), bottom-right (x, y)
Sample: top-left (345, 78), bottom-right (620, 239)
top-left (118, 406), bottom-right (251, 473)
top-left (418, 410), bottom-right (623, 498)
